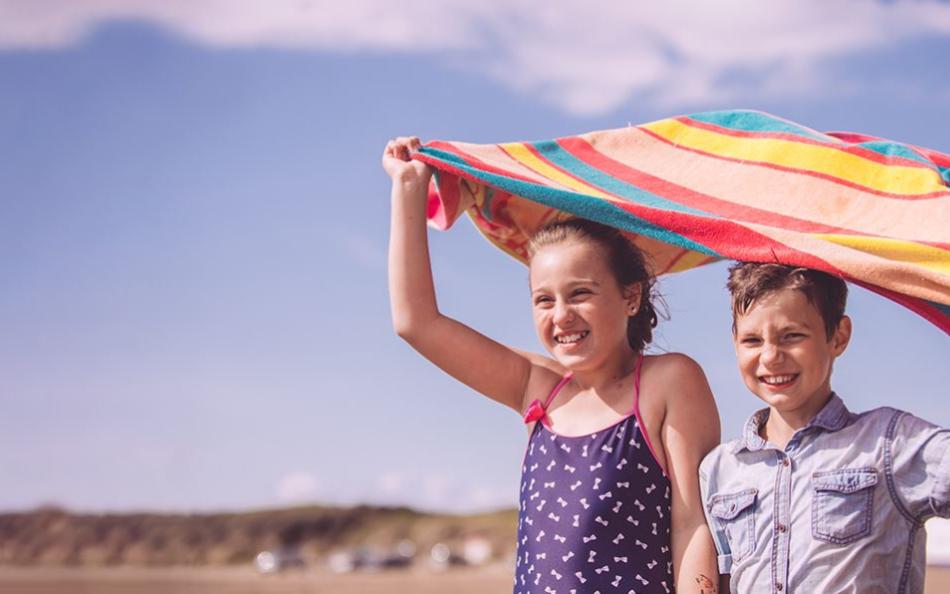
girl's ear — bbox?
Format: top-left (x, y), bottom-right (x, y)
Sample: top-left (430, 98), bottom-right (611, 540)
top-left (623, 284), bottom-right (642, 316)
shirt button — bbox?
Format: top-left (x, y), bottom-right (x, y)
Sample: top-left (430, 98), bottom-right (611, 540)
top-left (778, 523), bottom-right (787, 533)
top-left (781, 458), bottom-right (790, 467)
top-left (776, 582), bottom-right (784, 591)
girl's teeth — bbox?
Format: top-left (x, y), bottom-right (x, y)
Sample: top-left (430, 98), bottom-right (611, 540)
top-left (556, 331), bottom-right (587, 344)
top-left (762, 375), bottom-right (795, 385)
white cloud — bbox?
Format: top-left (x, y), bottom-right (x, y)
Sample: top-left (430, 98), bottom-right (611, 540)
top-left (275, 470), bottom-right (319, 503)
top-left (0, 0), bottom-right (489, 50)
top-left (4, 0), bottom-right (949, 114)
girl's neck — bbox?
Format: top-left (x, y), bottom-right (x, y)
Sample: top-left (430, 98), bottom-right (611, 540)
top-left (570, 348), bottom-right (640, 393)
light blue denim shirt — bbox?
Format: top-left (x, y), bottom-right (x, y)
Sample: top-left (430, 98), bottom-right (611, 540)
top-left (699, 394), bottom-right (950, 594)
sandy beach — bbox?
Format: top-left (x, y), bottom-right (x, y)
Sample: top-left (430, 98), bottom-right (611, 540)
top-left (0, 565), bottom-right (947, 594)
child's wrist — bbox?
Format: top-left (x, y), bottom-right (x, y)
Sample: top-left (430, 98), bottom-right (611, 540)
top-left (392, 171), bottom-right (431, 194)
top-left (391, 181), bottom-right (430, 209)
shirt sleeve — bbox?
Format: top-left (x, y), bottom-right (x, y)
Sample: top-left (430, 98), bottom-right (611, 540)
top-left (699, 458), bottom-right (733, 575)
top-left (886, 410), bottom-right (950, 520)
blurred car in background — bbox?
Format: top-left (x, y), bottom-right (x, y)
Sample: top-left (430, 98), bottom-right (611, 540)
top-left (254, 547), bottom-right (306, 574)
top-left (327, 540), bottom-right (416, 573)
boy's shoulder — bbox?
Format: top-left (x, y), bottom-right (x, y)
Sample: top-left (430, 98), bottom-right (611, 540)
top-left (849, 404), bottom-right (902, 426)
top-left (699, 402), bottom-right (917, 477)
top-left (846, 404), bottom-right (934, 437)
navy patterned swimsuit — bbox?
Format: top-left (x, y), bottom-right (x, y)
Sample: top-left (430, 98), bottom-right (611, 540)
top-left (514, 357), bottom-right (674, 594)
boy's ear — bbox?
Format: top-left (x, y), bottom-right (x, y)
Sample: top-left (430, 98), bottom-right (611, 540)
top-left (831, 315), bottom-right (852, 356)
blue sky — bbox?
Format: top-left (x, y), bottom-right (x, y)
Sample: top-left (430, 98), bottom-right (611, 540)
top-left (1, 1), bottom-right (949, 514)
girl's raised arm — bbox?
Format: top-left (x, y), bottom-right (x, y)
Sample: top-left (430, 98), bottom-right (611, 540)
top-left (383, 137), bottom-right (560, 414)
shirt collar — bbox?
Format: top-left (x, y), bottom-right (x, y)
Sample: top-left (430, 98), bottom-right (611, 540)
top-left (809, 392), bottom-right (850, 432)
top-left (735, 392), bottom-right (850, 453)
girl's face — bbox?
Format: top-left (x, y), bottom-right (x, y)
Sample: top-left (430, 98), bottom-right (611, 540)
top-left (529, 240), bottom-right (639, 372)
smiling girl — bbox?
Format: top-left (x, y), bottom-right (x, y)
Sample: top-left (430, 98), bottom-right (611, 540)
top-left (384, 136), bottom-right (721, 593)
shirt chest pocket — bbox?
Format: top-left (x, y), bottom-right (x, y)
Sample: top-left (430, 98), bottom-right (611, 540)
top-left (811, 467), bottom-right (878, 545)
top-left (708, 488), bottom-right (757, 563)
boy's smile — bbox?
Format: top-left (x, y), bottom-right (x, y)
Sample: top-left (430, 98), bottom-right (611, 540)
top-left (733, 287), bottom-right (851, 430)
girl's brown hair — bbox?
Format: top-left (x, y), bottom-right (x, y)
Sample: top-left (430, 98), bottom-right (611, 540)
top-left (528, 218), bottom-right (658, 354)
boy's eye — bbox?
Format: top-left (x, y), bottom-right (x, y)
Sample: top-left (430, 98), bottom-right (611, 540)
top-left (739, 337), bottom-right (762, 346)
top-left (784, 333), bottom-right (806, 341)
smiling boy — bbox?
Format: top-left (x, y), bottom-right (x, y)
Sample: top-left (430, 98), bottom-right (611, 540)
top-left (700, 263), bottom-right (950, 593)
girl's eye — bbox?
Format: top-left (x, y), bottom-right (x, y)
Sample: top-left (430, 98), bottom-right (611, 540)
top-left (534, 296), bottom-right (553, 306)
top-left (571, 288), bottom-right (592, 298)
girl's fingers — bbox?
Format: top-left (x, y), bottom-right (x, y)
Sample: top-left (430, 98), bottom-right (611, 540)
top-left (383, 136), bottom-right (424, 163)
top-left (393, 136), bottom-right (422, 150)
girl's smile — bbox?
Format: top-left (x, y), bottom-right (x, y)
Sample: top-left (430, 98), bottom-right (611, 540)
top-left (554, 330), bottom-right (590, 345)
top-left (529, 240), bottom-right (638, 375)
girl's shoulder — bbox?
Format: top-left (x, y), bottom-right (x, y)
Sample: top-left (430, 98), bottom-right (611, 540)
top-left (514, 348), bottom-right (570, 411)
top-left (642, 351), bottom-right (706, 378)
top-left (641, 352), bottom-right (712, 403)
top-left (641, 353), bottom-right (719, 445)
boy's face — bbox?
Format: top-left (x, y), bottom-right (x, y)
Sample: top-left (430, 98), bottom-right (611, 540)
top-left (733, 287), bottom-right (851, 424)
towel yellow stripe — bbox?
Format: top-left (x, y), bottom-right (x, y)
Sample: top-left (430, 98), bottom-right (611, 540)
top-left (814, 234), bottom-right (950, 275)
top-left (500, 143), bottom-right (623, 204)
top-left (666, 250), bottom-right (716, 274)
top-left (643, 119), bottom-right (944, 196)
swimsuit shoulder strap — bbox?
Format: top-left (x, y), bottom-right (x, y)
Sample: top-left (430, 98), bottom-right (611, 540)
top-left (626, 354), bottom-right (644, 416)
top-left (628, 354), bottom-right (669, 478)
top-left (543, 373), bottom-right (573, 408)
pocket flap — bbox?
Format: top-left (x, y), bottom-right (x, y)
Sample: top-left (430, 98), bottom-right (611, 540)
top-left (708, 488), bottom-right (757, 520)
top-left (812, 468), bottom-right (878, 494)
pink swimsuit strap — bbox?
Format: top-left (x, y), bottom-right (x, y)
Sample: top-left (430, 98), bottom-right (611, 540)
top-left (542, 373), bottom-right (574, 408)
top-left (541, 354), bottom-right (644, 412)
top-left (628, 355), bottom-right (667, 477)
top-left (627, 353), bottom-right (644, 416)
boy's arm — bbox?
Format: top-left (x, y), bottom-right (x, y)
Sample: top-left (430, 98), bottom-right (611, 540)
top-left (886, 411), bottom-right (950, 519)
top-left (660, 355), bottom-right (722, 592)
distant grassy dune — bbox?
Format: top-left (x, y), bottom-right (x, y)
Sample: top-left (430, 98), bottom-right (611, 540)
top-left (0, 505), bottom-right (518, 566)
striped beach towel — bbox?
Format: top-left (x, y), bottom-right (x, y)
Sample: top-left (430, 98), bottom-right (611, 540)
top-left (413, 110), bottom-right (950, 335)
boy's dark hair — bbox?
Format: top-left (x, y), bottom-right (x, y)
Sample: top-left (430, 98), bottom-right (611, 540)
top-left (727, 262), bottom-right (848, 339)
top-left (528, 218), bottom-right (658, 354)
